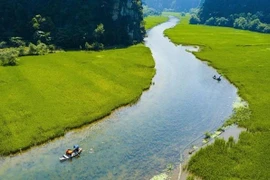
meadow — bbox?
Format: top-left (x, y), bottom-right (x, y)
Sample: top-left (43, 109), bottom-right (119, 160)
top-left (165, 16), bottom-right (270, 179)
top-left (144, 16), bottom-right (169, 30)
top-left (0, 45), bottom-right (155, 155)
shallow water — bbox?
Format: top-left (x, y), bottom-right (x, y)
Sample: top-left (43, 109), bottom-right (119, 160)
top-left (0, 17), bottom-right (238, 180)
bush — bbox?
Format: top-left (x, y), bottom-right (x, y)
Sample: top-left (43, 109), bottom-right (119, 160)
top-left (85, 42), bottom-right (104, 51)
top-left (91, 42), bottom-right (104, 51)
top-left (28, 43), bottom-right (38, 55)
top-left (85, 42), bottom-right (92, 51)
top-left (18, 46), bottom-right (27, 56)
top-left (205, 17), bottom-right (216, 25)
top-left (233, 17), bottom-right (248, 29)
top-left (190, 14), bottom-right (201, 24)
top-left (216, 17), bottom-right (229, 26)
top-left (9, 37), bottom-right (26, 47)
top-left (36, 42), bottom-right (49, 55)
top-left (0, 41), bottom-right (7, 49)
top-left (0, 49), bottom-right (19, 66)
top-left (48, 44), bottom-right (56, 53)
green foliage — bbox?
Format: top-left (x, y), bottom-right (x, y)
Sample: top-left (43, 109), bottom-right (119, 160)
top-left (165, 15), bottom-right (270, 180)
top-left (85, 42), bottom-right (92, 51)
top-left (224, 107), bottom-right (251, 127)
top-left (28, 43), bottom-right (38, 55)
top-left (0, 41), bottom-right (7, 49)
top-left (143, 5), bottom-right (161, 17)
top-left (9, 37), bottom-right (26, 47)
top-left (0, 49), bottom-right (19, 66)
top-left (0, 44), bottom-right (155, 155)
top-left (36, 42), bottom-right (49, 55)
top-left (193, 0), bottom-right (270, 33)
top-left (0, 1), bottom-right (145, 49)
top-left (190, 14), bottom-right (201, 24)
top-left (204, 131), bottom-right (211, 139)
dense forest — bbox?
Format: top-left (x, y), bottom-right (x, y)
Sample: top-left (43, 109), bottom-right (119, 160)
top-left (0, 0), bottom-right (145, 49)
top-left (190, 0), bottom-right (270, 33)
top-left (143, 0), bottom-right (201, 12)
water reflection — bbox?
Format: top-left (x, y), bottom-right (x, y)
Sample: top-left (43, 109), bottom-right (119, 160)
top-left (0, 17), bottom-right (237, 180)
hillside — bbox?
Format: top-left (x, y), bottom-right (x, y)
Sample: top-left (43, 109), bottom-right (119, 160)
top-left (0, 0), bottom-right (145, 49)
top-left (143, 0), bottom-right (201, 12)
top-left (191, 0), bottom-right (270, 33)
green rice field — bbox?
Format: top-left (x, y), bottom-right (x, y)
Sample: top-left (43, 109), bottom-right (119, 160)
top-left (165, 16), bottom-right (270, 179)
top-left (0, 45), bottom-right (155, 155)
top-left (144, 16), bottom-right (169, 30)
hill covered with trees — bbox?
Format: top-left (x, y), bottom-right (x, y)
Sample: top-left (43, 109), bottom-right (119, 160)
top-left (0, 0), bottom-right (145, 49)
top-left (190, 0), bottom-right (270, 33)
top-left (143, 0), bottom-right (201, 12)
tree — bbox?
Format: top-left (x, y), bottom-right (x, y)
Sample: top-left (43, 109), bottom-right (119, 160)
top-left (93, 24), bottom-right (105, 42)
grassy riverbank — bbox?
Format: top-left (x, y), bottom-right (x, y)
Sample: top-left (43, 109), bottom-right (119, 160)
top-left (0, 45), bottom-right (155, 155)
top-left (165, 16), bottom-right (270, 179)
top-left (144, 16), bottom-right (169, 30)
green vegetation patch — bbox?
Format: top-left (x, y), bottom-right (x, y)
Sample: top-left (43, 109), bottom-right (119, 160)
top-left (165, 16), bottom-right (270, 179)
top-left (0, 44), bottom-right (155, 155)
top-left (144, 16), bottom-right (169, 30)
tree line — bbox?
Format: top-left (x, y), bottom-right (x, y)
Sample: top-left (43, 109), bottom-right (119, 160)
top-left (142, 0), bottom-right (201, 12)
top-left (0, 0), bottom-right (145, 66)
top-left (0, 0), bottom-right (145, 50)
top-left (190, 0), bottom-right (270, 33)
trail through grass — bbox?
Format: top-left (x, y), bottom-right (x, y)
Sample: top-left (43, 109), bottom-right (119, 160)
top-left (165, 16), bottom-right (270, 179)
top-left (0, 45), bottom-right (155, 155)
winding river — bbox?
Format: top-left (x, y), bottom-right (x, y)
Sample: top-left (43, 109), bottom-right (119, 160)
top-left (0, 17), bottom-right (238, 179)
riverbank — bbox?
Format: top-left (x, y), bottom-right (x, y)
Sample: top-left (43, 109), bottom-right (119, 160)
top-left (165, 15), bottom-right (270, 179)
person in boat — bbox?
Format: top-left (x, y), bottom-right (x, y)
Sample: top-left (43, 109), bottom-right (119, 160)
top-left (73, 145), bottom-right (80, 153)
top-left (217, 75), bottom-right (221, 81)
top-left (213, 75), bottom-right (216, 79)
top-left (66, 149), bottom-right (73, 156)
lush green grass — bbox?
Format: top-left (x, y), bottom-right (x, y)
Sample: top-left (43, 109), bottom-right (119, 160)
top-left (144, 16), bottom-right (169, 30)
top-left (0, 44), bottom-right (155, 155)
top-left (161, 12), bottom-right (182, 19)
top-left (165, 16), bottom-right (270, 179)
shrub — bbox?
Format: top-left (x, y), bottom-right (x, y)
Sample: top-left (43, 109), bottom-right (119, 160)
top-left (9, 37), bottom-right (26, 47)
top-left (216, 17), bottom-right (229, 26)
top-left (190, 14), bottom-right (201, 24)
top-left (18, 46), bottom-right (27, 56)
top-left (28, 43), bottom-right (38, 55)
top-left (0, 41), bottom-right (7, 49)
top-left (91, 42), bottom-right (104, 51)
top-left (0, 49), bottom-right (19, 66)
top-left (233, 17), bottom-right (248, 29)
top-left (48, 44), bottom-right (56, 53)
top-left (85, 42), bottom-right (92, 51)
top-left (205, 17), bottom-right (216, 25)
top-left (36, 42), bottom-right (49, 55)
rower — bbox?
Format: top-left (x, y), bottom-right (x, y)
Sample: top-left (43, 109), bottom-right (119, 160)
top-left (73, 145), bottom-right (80, 153)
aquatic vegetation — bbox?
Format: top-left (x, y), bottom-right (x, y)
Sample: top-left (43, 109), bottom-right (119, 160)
top-left (165, 15), bottom-right (270, 179)
top-left (150, 173), bottom-right (168, 180)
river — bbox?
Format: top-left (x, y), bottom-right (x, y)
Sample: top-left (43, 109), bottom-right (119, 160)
top-left (0, 17), bottom-right (238, 180)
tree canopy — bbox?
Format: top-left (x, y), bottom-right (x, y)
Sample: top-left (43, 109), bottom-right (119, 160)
top-left (190, 0), bottom-right (270, 33)
top-left (0, 0), bottom-right (145, 49)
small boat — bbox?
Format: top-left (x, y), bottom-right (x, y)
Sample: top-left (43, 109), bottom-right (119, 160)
top-left (59, 147), bottom-right (82, 161)
top-left (213, 75), bottom-right (222, 81)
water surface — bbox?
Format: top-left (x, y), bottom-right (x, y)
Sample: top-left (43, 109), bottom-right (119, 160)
top-left (0, 17), bottom-right (237, 180)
